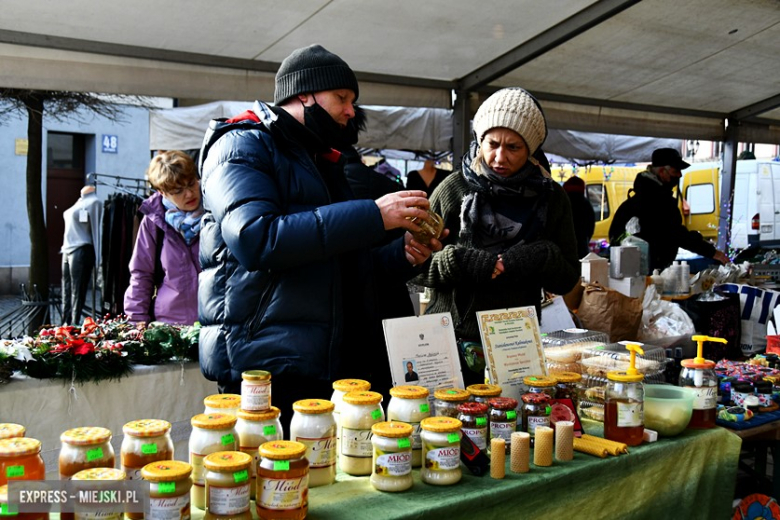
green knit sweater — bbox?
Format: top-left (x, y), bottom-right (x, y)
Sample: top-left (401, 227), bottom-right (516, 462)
top-left (414, 170), bottom-right (580, 339)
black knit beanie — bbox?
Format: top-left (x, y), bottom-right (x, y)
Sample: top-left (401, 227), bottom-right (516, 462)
top-left (274, 44), bottom-right (359, 105)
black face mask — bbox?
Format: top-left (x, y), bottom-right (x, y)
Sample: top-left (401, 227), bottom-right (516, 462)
top-left (303, 102), bottom-right (352, 150)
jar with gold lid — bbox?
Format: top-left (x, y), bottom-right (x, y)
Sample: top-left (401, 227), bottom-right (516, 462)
top-left (387, 385), bottom-right (430, 467)
top-left (121, 420), bottom-right (173, 481)
top-left (553, 372), bottom-right (582, 408)
top-left (240, 370), bottom-right (272, 412)
top-left (256, 441), bottom-right (308, 520)
top-left (189, 414), bottom-right (238, 510)
top-left (235, 407), bottom-right (282, 500)
top-left (523, 376), bottom-right (557, 399)
top-left (340, 391), bottom-right (384, 476)
top-left (203, 394), bottom-right (241, 416)
top-left (141, 460), bottom-right (192, 520)
top-left (0, 424), bottom-right (25, 441)
top-left (432, 388), bottom-right (470, 418)
top-left (71, 468), bottom-right (127, 520)
top-left (290, 399), bottom-right (336, 487)
top-left (0, 438), bottom-right (44, 487)
top-left (330, 379), bottom-right (370, 460)
top-left (370, 421), bottom-right (413, 492)
top-left (203, 452), bottom-right (252, 520)
top-left (420, 417), bottom-right (462, 486)
top-left (59, 428), bottom-right (115, 480)
top-left (466, 384), bottom-right (502, 404)
top-left (1, 483), bottom-right (49, 520)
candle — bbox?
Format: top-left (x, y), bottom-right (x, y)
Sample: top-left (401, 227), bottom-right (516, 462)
top-left (490, 438), bottom-right (505, 479)
top-left (533, 426), bottom-right (553, 467)
top-left (555, 421), bottom-right (574, 462)
top-left (510, 432), bottom-right (530, 473)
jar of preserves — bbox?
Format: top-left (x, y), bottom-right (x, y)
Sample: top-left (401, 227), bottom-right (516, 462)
top-left (203, 394), bottom-right (241, 416)
top-left (330, 379), bottom-right (371, 447)
top-left (521, 393), bottom-right (551, 446)
top-left (289, 399), bottom-right (336, 487)
top-left (339, 391), bottom-right (384, 476)
top-left (488, 397), bottom-right (518, 452)
top-left (680, 335), bottom-right (725, 429)
top-left (420, 417), bottom-right (462, 486)
top-left (553, 372), bottom-right (582, 408)
top-left (466, 384), bottom-right (502, 404)
top-left (235, 407), bottom-right (282, 500)
top-left (0, 438), bottom-right (45, 487)
top-left (256, 441), bottom-right (308, 520)
top-left (523, 375), bottom-right (557, 399)
top-left (370, 422), bottom-right (413, 493)
top-left (59, 427), bottom-right (115, 480)
top-left (141, 460), bottom-right (192, 520)
top-left (203, 452), bottom-right (251, 520)
top-left (189, 414), bottom-right (238, 510)
top-left (0, 425), bottom-right (25, 441)
top-left (1, 483), bottom-right (49, 520)
top-left (240, 370), bottom-right (272, 412)
top-left (121, 420), bottom-right (174, 481)
top-left (604, 343), bottom-right (645, 447)
top-left (387, 385), bottom-right (430, 467)
top-left (456, 401), bottom-right (489, 451)
top-left (71, 468), bottom-right (126, 520)
top-left (756, 380), bottom-right (774, 407)
top-left (731, 381), bottom-right (754, 407)
top-left (432, 388), bottom-right (470, 418)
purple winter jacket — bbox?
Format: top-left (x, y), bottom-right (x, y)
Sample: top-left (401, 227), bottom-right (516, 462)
top-left (123, 192), bottom-right (200, 325)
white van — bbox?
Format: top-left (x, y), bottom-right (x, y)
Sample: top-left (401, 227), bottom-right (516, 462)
top-left (682, 160), bottom-right (780, 250)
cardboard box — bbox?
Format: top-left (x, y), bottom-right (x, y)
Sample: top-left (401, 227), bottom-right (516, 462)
top-left (609, 275), bottom-right (645, 299)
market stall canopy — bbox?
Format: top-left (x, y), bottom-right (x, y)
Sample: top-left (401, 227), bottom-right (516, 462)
top-left (1, 0), bottom-right (780, 143)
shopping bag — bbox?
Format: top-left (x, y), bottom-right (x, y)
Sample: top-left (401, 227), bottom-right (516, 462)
top-left (576, 282), bottom-right (643, 342)
top-left (716, 283), bottom-right (780, 356)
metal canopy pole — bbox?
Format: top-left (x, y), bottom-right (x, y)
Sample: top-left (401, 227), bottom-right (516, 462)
top-left (452, 90), bottom-right (470, 166)
top-left (717, 118), bottom-right (739, 252)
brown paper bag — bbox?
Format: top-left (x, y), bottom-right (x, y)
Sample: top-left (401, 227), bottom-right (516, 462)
top-left (577, 282), bottom-right (643, 342)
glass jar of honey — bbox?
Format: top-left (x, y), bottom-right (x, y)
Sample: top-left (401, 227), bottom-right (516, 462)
top-left (59, 428), bottom-right (115, 480)
top-left (340, 391), bottom-right (384, 476)
top-left (330, 379), bottom-right (371, 462)
top-left (0, 438), bottom-right (45, 487)
top-left (189, 414), bottom-right (238, 510)
top-left (203, 452), bottom-right (252, 520)
top-left (387, 385), bottom-right (430, 468)
top-left (370, 422), bottom-right (413, 493)
top-left (523, 376), bottom-right (557, 399)
top-left (0, 424), bottom-right (25, 441)
top-left (290, 399), bottom-right (336, 488)
top-left (141, 460), bottom-right (192, 520)
top-left (432, 388), bottom-right (470, 418)
top-left (203, 394), bottom-right (241, 416)
top-left (466, 384), bottom-right (502, 404)
top-left (235, 407), bottom-right (282, 500)
top-left (604, 343), bottom-right (645, 447)
top-left (121, 419), bottom-right (174, 481)
top-left (1, 483), bottom-right (49, 520)
top-left (420, 417), bottom-right (462, 486)
top-left (256, 441), bottom-right (309, 520)
top-left (240, 370), bottom-right (272, 412)
top-left (71, 468), bottom-right (127, 520)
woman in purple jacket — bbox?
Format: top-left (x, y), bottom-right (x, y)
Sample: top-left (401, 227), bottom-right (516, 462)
top-left (124, 151), bottom-right (202, 324)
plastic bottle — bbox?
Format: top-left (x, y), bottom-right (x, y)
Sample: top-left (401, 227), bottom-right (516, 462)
top-left (604, 343), bottom-right (645, 446)
top-left (680, 261), bottom-right (691, 295)
top-left (620, 217), bottom-right (649, 276)
top-left (679, 335), bottom-right (727, 428)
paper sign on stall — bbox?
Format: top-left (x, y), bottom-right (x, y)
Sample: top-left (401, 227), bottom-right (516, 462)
top-left (382, 313), bottom-right (464, 400)
top-left (476, 306), bottom-right (546, 403)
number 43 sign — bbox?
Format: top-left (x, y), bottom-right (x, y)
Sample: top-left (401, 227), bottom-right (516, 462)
top-left (102, 134), bottom-right (118, 154)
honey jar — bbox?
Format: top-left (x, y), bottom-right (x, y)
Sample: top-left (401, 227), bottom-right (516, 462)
top-left (289, 399), bottom-right (336, 487)
top-left (59, 428), bottom-right (115, 480)
top-left (256, 441), bottom-right (308, 520)
top-left (420, 417), bottom-right (462, 486)
top-left (121, 420), bottom-right (174, 481)
top-left (370, 422), bottom-right (413, 492)
top-left (432, 388), bottom-right (470, 418)
top-left (0, 425), bottom-right (25, 441)
top-left (466, 384), bottom-right (502, 404)
top-left (203, 394), bottom-right (241, 416)
top-left (71, 468), bottom-right (127, 520)
top-left (240, 370), bottom-right (272, 412)
top-left (141, 460), bottom-right (192, 520)
top-left (387, 385), bottom-right (430, 467)
top-left (0, 438), bottom-right (45, 487)
top-left (523, 376), bottom-right (557, 399)
top-left (189, 414), bottom-right (238, 510)
top-left (1, 483), bottom-right (49, 520)
top-left (340, 391), bottom-right (384, 476)
top-left (203, 452), bottom-right (252, 520)
top-left (235, 407), bottom-right (282, 500)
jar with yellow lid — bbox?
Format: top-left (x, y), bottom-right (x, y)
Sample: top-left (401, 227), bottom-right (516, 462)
top-left (121, 420), bottom-right (174, 481)
top-left (523, 376), bottom-right (557, 399)
top-left (330, 379), bottom-right (370, 450)
top-left (0, 425), bottom-right (25, 441)
top-left (59, 428), bottom-right (115, 480)
top-left (203, 394), bottom-right (241, 416)
top-left (553, 372), bottom-right (582, 408)
top-left (420, 417), bottom-right (462, 486)
top-left (256, 441), bottom-right (308, 520)
top-left (0, 438), bottom-right (44, 487)
top-left (141, 460), bottom-right (192, 520)
top-left (234, 407), bottom-right (282, 500)
top-left (432, 388), bottom-right (470, 418)
top-left (71, 468), bottom-right (127, 520)
top-left (466, 384), bottom-right (502, 404)
top-left (203, 452), bottom-right (251, 520)
top-left (289, 399), bottom-right (336, 487)
top-left (370, 422), bottom-right (413, 492)
top-left (340, 391), bottom-right (384, 476)
top-left (1, 483), bottom-right (49, 520)
top-left (189, 414), bottom-right (238, 510)
top-left (387, 385), bottom-right (430, 468)
top-left (604, 343), bottom-right (645, 447)
top-left (240, 370), bottom-right (272, 412)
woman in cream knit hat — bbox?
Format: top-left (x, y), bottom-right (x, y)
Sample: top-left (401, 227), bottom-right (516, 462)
top-left (413, 87), bottom-right (580, 384)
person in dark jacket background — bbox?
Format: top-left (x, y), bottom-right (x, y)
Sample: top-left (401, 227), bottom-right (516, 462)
top-left (562, 176), bottom-right (595, 259)
top-left (198, 44), bottom-right (444, 431)
top-left (609, 148), bottom-right (729, 272)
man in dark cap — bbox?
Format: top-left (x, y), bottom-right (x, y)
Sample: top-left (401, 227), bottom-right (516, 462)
top-left (197, 44), bottom-right (443, 427)
top-left (609, 147), bottom-right (729, 272)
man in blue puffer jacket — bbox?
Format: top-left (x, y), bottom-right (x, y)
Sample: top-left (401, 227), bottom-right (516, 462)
top-left (198, 44), bottom-right (443, 427)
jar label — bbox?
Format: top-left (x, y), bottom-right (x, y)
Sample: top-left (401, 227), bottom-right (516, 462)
top-left (294, 435), bottom-right (336, 468)
top-left (616, 402), bottom-right (643, 427)
top-left (207, 484), bottom-right (250, 516)
top-left (190, 453), bottom-right (205, 486)
top-left (686, 386), bottom-right (717, 410)
top-left (6, 466), bottom-right (23, 478)
top-left (397, 438), bottom-right (411, 449)
top-left (221, 434), bottom-right (235, 446)
top-left (371, 409), bottom-right (382, 420)
top-left (241, 380), bottom-right (271, 411)
top-left (446, 433), bottom-right (459, 443)
top-left (424, 444), bottom-right (460, 471)
top-left (234, 469), bottom-right (248, 483)
top-left (157, 482), bottom-right (176, 494)
top-left (375, 448), bottom-right (412, 476)
top-left (141, 443), bottom-right (158, 455)
top-left (461, 427), bottom-right (487, 450)
top-left (490, 420), bottom-right (517, 444)
top-left (86, 447), bottom-right (104, 462)
top-left (527, 416), bottom-right (550, 436)
top-left (263, 425), bottom-right (277, 437)
top-left (506, 411), bottom-right (517, 420)
top-left (476, 417), bottom-right (487, 427)
top-left (72, 512), bottom-right (123, 520)
top-left (419, 403), bottom-right (430, 413)
top-left (340, 428), bottom-right (373, 457)
top-left (148, 494), bottom-right (190, 520)
top-left (273, 460), bottom-right (289, 471)
top-left (257, 475), bottom-right (308, 511)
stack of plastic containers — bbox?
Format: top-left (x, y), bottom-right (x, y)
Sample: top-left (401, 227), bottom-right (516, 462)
top-left (542, 328), bottom-right (609, 374)
top-left (578, 341), bottom-right (668, 422)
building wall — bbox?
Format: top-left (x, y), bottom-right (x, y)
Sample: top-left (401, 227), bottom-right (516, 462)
top-left (0, 103), bottom-right (151, 294)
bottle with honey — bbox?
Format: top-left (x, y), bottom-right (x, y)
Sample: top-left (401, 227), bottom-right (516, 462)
top-left (604, 343), bottom-right (645, 446)
top-left (679, 335), bottom-right (726, 429)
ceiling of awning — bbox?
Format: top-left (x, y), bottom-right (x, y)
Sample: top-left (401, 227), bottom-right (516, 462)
top-left (1, 0), bottom-right (779, 144)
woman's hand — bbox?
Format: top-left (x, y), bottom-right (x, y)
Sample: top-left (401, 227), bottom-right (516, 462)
top-left (405, 229), bottom-right (448, 266)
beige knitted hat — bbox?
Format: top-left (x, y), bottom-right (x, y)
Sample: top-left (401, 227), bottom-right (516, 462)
top-left (472, 88), bottom-right (547, 154)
